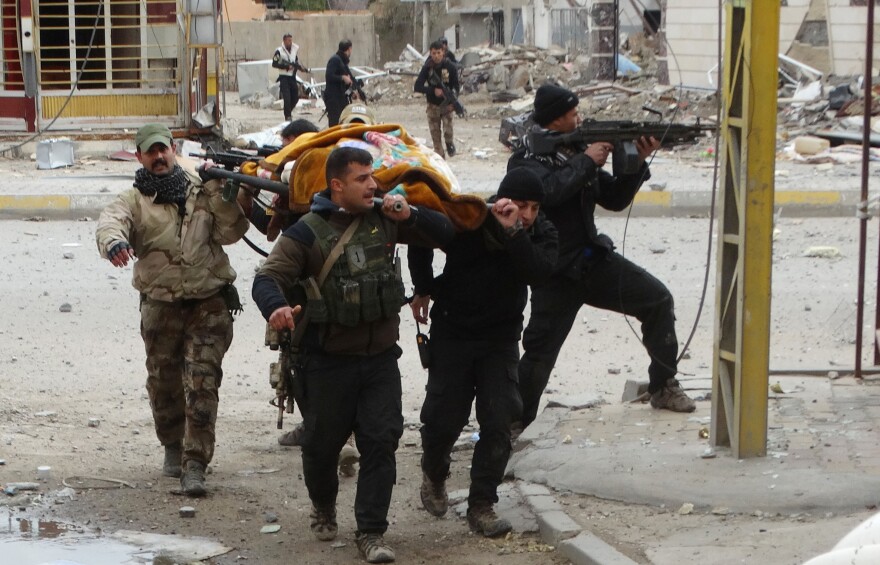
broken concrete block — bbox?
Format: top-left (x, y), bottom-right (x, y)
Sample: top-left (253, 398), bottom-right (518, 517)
top-left (621, 379), bottom-right (649, 402)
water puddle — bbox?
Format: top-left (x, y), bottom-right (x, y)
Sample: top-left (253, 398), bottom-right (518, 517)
top-left (1, 508), bottom-right (155, 564)
top-left (0, 507), bottom-right (230, 564)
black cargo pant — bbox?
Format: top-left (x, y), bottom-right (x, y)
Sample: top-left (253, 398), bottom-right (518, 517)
top-left (420, 336), bottom-right (522, 507)
top-left (279, 75), bottom-right (299, 120)
top-left (299, 346), bottom-right (403, 534)
top-left (518, 251), bottom-right (678, 427)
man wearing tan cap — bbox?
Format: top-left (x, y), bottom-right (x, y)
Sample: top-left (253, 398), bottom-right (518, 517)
top-left (96, 123), bottom-right (249, 497)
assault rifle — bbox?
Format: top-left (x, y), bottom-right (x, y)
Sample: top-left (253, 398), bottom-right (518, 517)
top-left (199, 165), bottom-right (290, 203)
top-left (427, 72), bottom-right (465, 118)
top-left (206, 145), bottom-right (282, 171)
top-left (528, 118), bottom-right (715, 175)
top-left (345, 77), bottom-right (368, 104)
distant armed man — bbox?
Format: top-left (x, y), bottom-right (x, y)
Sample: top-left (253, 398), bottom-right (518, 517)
top-left (414, 39), bottom-right (461, 159)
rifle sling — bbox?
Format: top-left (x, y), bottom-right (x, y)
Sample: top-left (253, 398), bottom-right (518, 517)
top-left (288, 215), bottom-right (363, 349)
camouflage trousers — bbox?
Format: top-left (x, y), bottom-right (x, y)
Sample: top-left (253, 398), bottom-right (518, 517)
top-left (140, 293), bottom-right (233, 467)
top-left (426, 103), bottom-right (454, 158)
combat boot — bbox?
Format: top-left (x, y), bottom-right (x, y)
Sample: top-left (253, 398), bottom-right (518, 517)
top-left (309, 504), bottom-right (338, 541)
top-left (419, 473), bottom-right (448, 517)
top-left (278, 423), bottom-right (305, 447)
top-left (446, 143), bottom-right (456, 157)
top-left (467, 502), bottom-right (512, 538)
top-left (650, 378), bottom-right (696, 413)
top-left (162, 441), bottom-right (182, 478)
top-left (356, 531), bottom-right (395, 563)
top-left (180, 460), bottom-right (207, 497)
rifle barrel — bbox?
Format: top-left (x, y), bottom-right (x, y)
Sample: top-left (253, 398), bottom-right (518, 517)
top-left (200, 166), bottom-right (290, 196)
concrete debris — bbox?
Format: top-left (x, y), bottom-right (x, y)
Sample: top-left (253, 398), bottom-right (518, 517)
top-left (179, 506), bottom-right (196, 518)
top-left (260, 524), bottom-right (281, 534)
top-left (678, 503), bottom-right (694, 515)
top-left (803, 246), bottom-right (841, 259)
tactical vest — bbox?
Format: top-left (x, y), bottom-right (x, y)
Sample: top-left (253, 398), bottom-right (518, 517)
top-left (299, 212), bottom-right (406, 327)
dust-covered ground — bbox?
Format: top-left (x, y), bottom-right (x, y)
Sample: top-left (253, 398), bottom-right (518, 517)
top-left (0, 93), bottom-right (876, 564)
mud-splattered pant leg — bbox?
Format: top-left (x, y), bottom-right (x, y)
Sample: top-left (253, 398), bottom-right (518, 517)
top-left (141, 294), bottom-right (233, 466)
top-left (426, 103), bottom-right (445, 158)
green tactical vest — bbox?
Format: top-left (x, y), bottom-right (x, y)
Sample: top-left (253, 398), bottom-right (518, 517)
top-left (299, 212), bottom-right (406, 327)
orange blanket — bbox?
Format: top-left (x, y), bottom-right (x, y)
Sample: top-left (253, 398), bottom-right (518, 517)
top-left (241, 123), bottom-right (487, 232)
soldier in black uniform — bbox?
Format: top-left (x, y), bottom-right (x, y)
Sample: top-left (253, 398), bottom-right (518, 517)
top-left (323, 39), bottom-right (358, 127)
top-left (252, 147), bottom-right (454, 563)
top-left (408, 168), bottom-right (557, 537)
top-left (508, 84), bottom-right (695, 433)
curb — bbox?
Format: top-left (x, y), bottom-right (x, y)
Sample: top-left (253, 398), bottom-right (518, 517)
top-left (0, 190), bottom-right (863, 220)
top-left (516, 482), bottom-right (639, 565)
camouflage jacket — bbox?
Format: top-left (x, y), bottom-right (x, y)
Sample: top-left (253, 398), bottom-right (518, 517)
top-left (96, 161), bottom-right (249, 302)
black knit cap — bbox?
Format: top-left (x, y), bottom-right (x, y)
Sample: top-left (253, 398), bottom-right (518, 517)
top-left (498, 167), bottom-right (544, 203)
top-left (532, 84), bottom-right (579, 126)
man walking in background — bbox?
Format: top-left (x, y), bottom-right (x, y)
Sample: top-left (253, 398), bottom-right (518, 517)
top-left (414, 40), bottom-right (460, 159)
top-left (273, 32), bottom-right (310, 122)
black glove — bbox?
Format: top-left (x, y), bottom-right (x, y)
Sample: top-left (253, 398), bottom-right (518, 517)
top-left (108, 241), bottom-right (134, 262)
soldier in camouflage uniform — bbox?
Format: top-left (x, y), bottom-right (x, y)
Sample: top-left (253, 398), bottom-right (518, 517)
top-left (414, 39), bottom-right (460, 159)
top-left (96, 123), bottom-right (249, 497)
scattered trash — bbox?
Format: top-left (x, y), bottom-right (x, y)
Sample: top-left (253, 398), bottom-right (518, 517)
top-left (36, 139), bottom-right (75, 169)
top-left (4, 482), bottom-right (40, 495)
top-left (803, 246), bottom-right (840, 259)
top-left (793, 135), bottom-right (830, 156)
top-left (698, 427), bottom-right (709, 439)
top-left (678, 503), bottom-right (694, 515)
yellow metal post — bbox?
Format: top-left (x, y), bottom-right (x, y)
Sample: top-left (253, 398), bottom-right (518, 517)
top-left (711, 0), bottom-right (778, 458)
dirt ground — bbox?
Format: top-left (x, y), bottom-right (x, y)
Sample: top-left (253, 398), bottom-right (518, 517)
top-left (0, 93), bottom-right (876, 564)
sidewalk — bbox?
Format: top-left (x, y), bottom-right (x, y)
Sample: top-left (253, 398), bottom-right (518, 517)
top-left (507, 374), bottom-right (880, 564)
top-left (0, 179), bottom-right (864, 219)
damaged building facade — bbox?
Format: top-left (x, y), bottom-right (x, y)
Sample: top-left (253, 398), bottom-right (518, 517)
top-left (0, 0), bottom-right (224, 133)
top-left (444, 0), bottom-right (877, 85)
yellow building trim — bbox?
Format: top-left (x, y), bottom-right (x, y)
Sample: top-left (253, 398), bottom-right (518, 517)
top-left (41, 94), bottom-right (178, 119)
top-left (775, 191), bottom-right (840, 205)
top-left (633, 191), bottom-right (672, 207)
top-left (0, 195), bottom-right (70, 210)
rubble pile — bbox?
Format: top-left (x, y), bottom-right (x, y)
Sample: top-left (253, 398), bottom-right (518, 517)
top-left (367, 41), bottom-right (716, 126)
top-left (365, 40), bottom-right (877, 157)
